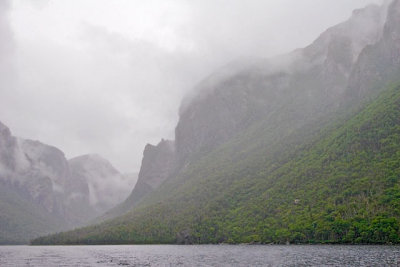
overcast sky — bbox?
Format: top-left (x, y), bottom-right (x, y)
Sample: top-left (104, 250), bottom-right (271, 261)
top-left (0, 0), bottom-right (382, 172)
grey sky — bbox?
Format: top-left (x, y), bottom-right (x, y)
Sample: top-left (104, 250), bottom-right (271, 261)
top-left (0, 0), bottom-right (382, 172)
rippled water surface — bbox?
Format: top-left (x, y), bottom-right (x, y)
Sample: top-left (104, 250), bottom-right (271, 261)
top-left (0, 245), bottom-right (399, 266)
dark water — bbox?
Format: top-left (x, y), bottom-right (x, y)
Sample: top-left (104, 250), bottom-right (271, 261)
top-left (0, 245), bottom-right (399, 266)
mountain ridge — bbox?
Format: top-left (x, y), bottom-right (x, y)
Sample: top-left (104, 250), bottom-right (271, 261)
top-left (105, 0), bottom-right (392, 219)
top-left (32, 0), bottom-right (400, 245)
top-left (0, 121), bottom-right (136, 244)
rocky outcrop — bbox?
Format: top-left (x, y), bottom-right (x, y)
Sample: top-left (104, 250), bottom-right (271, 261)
top-left (348, 0), bottom-right (400, 99)
top-left (104, 139), bottom-right (175, 219)
top-left (129, 139), bottom-right (175, 201)
top-left (136, 140), bottom-right (175, 189)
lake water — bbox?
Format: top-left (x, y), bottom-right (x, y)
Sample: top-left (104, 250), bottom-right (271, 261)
top-left (0, 245), bottom-right (399, 266)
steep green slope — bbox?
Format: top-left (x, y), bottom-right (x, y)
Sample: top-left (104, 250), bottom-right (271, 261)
top-left (0, 184), bottom-right (68, 244)
top-left (33, 82), bottom-right (400, 245)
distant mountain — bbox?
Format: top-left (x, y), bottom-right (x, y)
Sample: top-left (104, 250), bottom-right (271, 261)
top-left (0, 121), bottom-right (135, 244)
top-left (69, 154), bottom-right (136, 215)
top-left (33, 0), bottom-right (400, 245)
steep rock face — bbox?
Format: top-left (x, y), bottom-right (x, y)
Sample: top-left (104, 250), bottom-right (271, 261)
top-left (0, 121), bottom-right (19, 174)
top-left (120, 2), bottom-right (390, 215)
top-left (137, 140), bottom-right (176, 190)
top-left (0, 121), bottom-right (135, 242)
top-left (103, 139), bottom-right (175, 219)
top-left (0, 121), bottom-right (73, 242)
top-left (125, 140), bottom-right (175, 206)
top-left (0, 125), bottom-right (70, 218)
top-left (19, 139), bottom-right (72, 216)
top-left (348, 0), bottom-right (400, 99)
top-left (175, 3), bottom-right (386, 166)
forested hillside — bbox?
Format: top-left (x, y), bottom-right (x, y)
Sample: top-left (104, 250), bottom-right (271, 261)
top-left (31, 0), bottom-right (400, 245)
top-left (32, 82), bottom-right (400, 245)
top-left (101, 0), bottom-right (391, 222)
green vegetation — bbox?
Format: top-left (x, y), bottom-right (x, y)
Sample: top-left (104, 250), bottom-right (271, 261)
top-left (33, 82), bottom-right (400, 245)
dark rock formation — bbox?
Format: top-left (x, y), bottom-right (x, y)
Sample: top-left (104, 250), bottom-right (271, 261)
top-left (104, 139), bottom-right (175, 219)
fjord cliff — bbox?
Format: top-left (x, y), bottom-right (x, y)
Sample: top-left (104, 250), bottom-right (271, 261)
top-left (111, 2), bottom-right (391, 218)
top-left (33, 0), bottom-right (400, 245)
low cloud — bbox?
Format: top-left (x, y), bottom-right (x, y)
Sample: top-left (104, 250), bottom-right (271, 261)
top-left (0, 0), bottom-right (382, 172)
